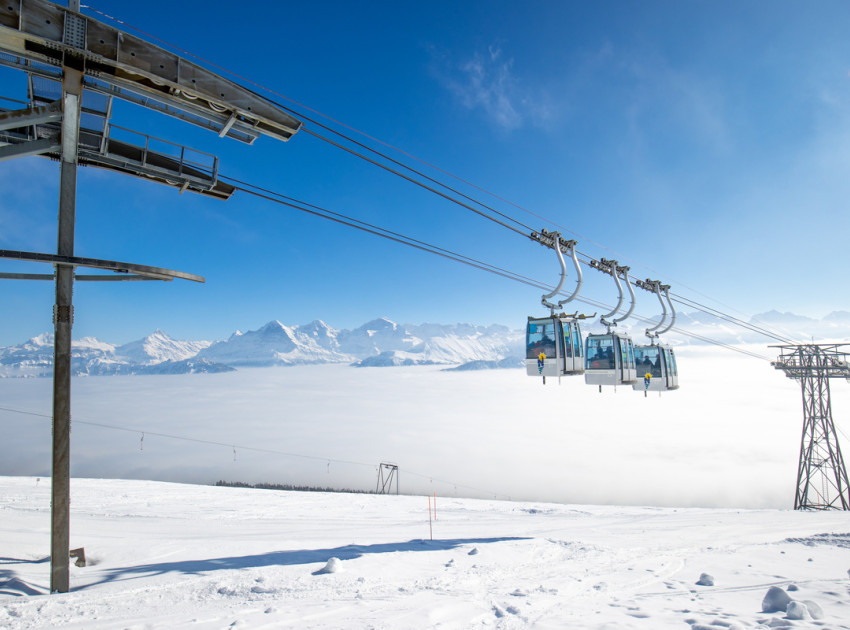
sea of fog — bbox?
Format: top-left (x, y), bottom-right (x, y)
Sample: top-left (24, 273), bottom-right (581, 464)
top-left (1, 345), bottom-right (847, 508)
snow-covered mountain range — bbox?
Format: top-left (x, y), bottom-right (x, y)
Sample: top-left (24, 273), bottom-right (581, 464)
top-left (1, 311), bottom-right (847, 378)
top-left (0, 318), bottom-right (524, 377)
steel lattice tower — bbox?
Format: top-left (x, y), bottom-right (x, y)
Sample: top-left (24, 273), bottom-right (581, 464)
top-left (772, 344), bottom-right (850, 510)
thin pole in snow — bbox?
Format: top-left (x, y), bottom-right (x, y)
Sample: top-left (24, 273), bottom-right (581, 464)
top-left (428, 494), bottom-right (433, 541)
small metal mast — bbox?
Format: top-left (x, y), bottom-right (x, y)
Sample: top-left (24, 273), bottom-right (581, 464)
top-left (376, 463), bottom-right (399, 495)
top-left (772, 344), bottom-right (850, 510)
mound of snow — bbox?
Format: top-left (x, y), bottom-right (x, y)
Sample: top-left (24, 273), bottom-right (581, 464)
top-left (785, 601), bottom-right (811, 620)
top-left (761, 586), bottom-right (791, 613)
top-left (696, 572), bottom-right (714, 586)
top-left (313, 557), bottom-right (342, 575)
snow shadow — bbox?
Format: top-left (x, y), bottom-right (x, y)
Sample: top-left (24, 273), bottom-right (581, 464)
top-left (83, 537), bottom-right (527, 590)
top-left (0, 556), bottom-right (49, 596)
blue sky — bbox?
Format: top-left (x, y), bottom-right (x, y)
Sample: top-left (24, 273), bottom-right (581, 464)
top-left (2, 0), bottom-right (850, 346)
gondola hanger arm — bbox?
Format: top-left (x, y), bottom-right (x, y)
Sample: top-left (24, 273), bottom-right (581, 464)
top-left (612, 265), bottom-right (635, 324)
top-left (539, 231), bottom-right (569, 313)
top-left (656, 285), bottom-right (677, 336)
top-left (532, 229), bottom-right (581, 314)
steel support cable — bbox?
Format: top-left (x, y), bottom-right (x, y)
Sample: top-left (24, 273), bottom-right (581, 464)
top-left (668, 293), bottom-right (797, 345)
top-left (226, 182), bottom-right (546, 288)
top-left (81, 3), bottom-right (545, 236)
top-left (224, 176), bottom-right (539, 284)
top-left (81, 3), bottom-right (534, 240)
top-left (82, 3), bottom-right (801, 350)
top-left (571, 248), bottom-right (796, 345)
top-left (234, 84), bottom-right (786, 336)
top-left (573, 293), bottom-right (769, 359)
top-left (299, 128), bottom-right (533, 240)
top-left (0, 406), bottom-right (373, 468)
top-left (253, 100), bottom-right (539, 237)
top-left (228, 178), bottom-right (772, 361)
top-left (398, 468), bottom-right (511, 500)
top-left (673, 295), bottom-right (804, 346)
top-left (579, 294), bottom-right (772, 361)
top-left (260, 111), bottom-right (802, 348)
top-left (569, 251), bottom-right (796, 346)
top-left (0, 405), bottom-right (512, 499)
top-left (84, 5), bottom-right (790, 350)
top-left (571, 249), bottom-right (796, 345)
top-left (230, 175), bottom-right (776, 361)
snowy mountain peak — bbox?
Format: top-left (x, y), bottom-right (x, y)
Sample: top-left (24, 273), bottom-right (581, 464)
top-left (824, 311), bottom-right (850, 322)
top-left (358, 318), bottom-right (398, 335)
top-left (116, 330), bottom-right (211, 366)
top-left (26, 332), bottom-right (53, 348)
top-left (299, 319), bottom-right (335, 335)
top-left (255, 321), bottom-right (303, 341)
top-left (76, 336), bottom-right (115, 352)
top-left (751, 310), bottom-right (817, 324)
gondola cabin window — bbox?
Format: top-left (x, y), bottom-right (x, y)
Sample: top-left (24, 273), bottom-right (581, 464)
top-left (635, 346), bottom-right (663, 378)
top-left (527, 322), bottom-right (557, 360)
top-left (586, 336), bottom-right (615, 369)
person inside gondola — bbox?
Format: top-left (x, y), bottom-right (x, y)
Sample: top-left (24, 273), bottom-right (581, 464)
top-left (528, 334), bottom-right (556, 359)
top-left (589, 345), bottom-right (613, 369)
top-left (602, 346), bottom-right (614, 369)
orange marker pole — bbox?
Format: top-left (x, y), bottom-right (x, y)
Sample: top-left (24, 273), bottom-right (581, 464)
top-left (434, 492), bottom-right (437, 521)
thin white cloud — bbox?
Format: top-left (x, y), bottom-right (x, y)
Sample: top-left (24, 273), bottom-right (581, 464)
top-left (432, 44), bottom-right (554, 131)
top-left (620, 54), bottom-right (732, 156)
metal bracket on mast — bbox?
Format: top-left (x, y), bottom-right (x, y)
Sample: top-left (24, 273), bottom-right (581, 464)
top-left (0, 249), bottom-right (205, 282)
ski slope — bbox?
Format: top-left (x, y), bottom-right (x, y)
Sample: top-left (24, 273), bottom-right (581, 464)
top-left (1, 477), bottom-right (849, 629)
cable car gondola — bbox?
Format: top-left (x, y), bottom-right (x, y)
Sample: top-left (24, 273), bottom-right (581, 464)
top-left (527, 314), bottom-right (584, 382)
top-left (526, 232), bottom-right (588, 384)
top-left (585, 331), bottom-right (637, 387)
top-left (633, 344), bottom-right (678, 394)
top-left (584, 259), bottom-right (637, 390)
top-left (633, 280), bottom-right (679, 395)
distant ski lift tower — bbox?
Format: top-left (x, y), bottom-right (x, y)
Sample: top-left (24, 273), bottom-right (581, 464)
top-left (0, 0), bottom-right (301, 592)
top-left (772, 344), bottom-right (850, 510)
top-left (377, 463), bottom-right (399, 495)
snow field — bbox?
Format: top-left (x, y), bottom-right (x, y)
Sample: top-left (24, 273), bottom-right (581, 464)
top-left (2, 477), bottom-right (850, 629)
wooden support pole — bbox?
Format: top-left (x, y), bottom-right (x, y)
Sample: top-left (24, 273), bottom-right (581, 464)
top-left (50, 63), bottom-right (82, 595)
